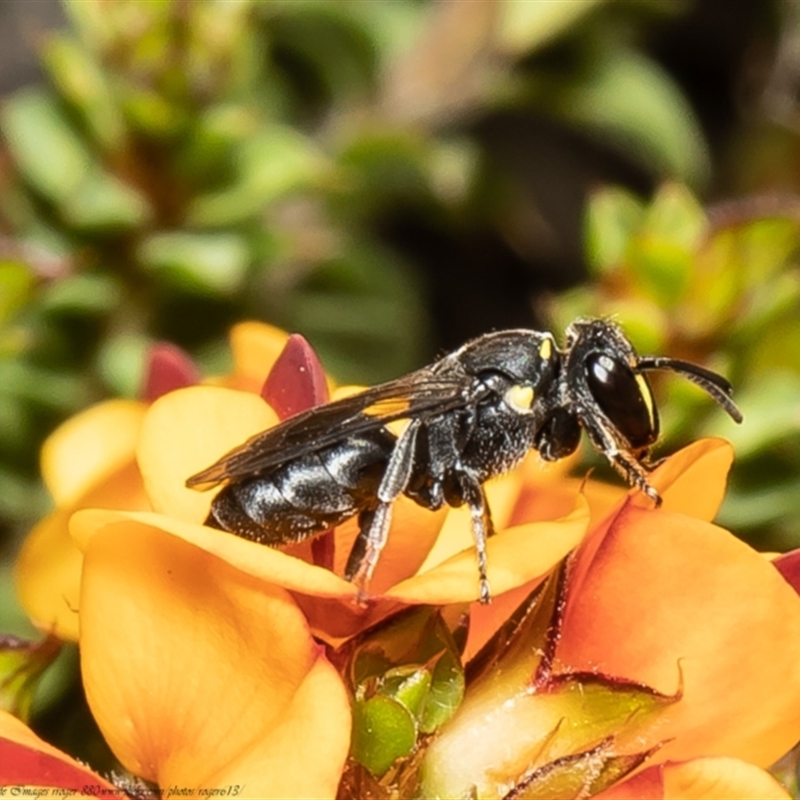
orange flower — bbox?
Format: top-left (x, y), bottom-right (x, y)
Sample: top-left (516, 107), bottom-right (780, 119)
top-left (47, 331), bottom-right (588, 797)
top-left (11, 327), bottom-right (800, 799)
top-left (418, 440), bottom-right (800, 799)
top-left (71, 379), bottom-right (589, 646)
top-left (14, 322), bottom-right (290, 640)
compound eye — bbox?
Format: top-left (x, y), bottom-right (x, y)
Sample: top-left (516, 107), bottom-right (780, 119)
top-left (585, 353), bottom-right (657, 449)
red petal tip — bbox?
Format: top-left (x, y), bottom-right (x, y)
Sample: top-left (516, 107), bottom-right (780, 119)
top-left (261, 333), bottom-right (329, 420)
top-left (142, 342), bottom-right (201, 402)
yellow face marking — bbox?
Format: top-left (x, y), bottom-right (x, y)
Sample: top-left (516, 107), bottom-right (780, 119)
top-left (505, 384), bottom-right (535, 414)
top-left (635, 373), bottom-right (656, 427)
top-left (539, 337), bottom-right (552, 360)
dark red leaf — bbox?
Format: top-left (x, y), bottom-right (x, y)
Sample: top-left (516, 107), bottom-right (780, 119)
top-left (142, 342), bottom-right (201, 402)
top-left (0, 739), bottom-right (122, 795)
top-left (261, 334), bottom-right (329, 421)
top-left (773, 549), bottom-right (800, 596)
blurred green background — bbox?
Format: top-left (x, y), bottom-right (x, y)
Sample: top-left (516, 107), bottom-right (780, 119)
top-left (2, 0), bottom-right (800, 608)
top-left (3, 0), bottom-right (800, 782)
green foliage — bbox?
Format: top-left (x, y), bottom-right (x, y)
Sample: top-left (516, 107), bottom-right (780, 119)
top-left (348, 606), bottom-right (465, 778)
top-left (552, 184), bottom-right (800, 549)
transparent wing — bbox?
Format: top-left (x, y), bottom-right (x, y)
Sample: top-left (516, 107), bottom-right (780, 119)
top-left (186, 368), bottom-right (469, 489)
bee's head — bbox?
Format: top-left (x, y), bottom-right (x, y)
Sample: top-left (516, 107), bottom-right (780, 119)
top-left (563, 319), bottom-right (659, 451)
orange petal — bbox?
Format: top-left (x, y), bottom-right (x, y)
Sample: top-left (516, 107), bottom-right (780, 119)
top-left (16, 460), bottom-right (149, 640)
top-left (634, 438), bottom-right (734, 520)
top-left (15, 508), bottom-right (81, 640)
top-left (557, 504), bottom-right (800, 767)
top-left (332, 497), bottom-right (448, 595)
top-left (41, 399), bottom-right (146, 506)
top-left (387, 499), bottom-right (589, 604)
top-left (79, 520), bottom-right (350, 794)
top-left (418, 465), bottom-right (530, 575)
top-left (510, 473), bottom-right (625, 526)
top-left (0, 710), bottom-right (122, 794)
top-left (136, 386), bottom-right (278, 522)
top-left (213, 656), bottom-right (351, 798)
top-left (660, 757), bottom-right (791, 799)
top-left (71, 509), bottom-right (357, 600)
top-left (566, 439), bottom-right (734, 601)
top-left (600, 757), bottom-right (792, 800)
top-left (226, 321), bottom-right (291, 393)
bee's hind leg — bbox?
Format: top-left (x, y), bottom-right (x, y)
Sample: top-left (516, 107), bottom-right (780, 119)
top-left (344, 418), bottom-right (422, 604)
top-left (460, 476), bottom-right (495, 605)
top-left (345, 504), bottom-right (392, 604)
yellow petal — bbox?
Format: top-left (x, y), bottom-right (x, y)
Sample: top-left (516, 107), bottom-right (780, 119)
top-left (79, 520), bottom-right (350, 794)
top-left (226, 321), bottom-right (291, 392)
top-left (418, 465), bottom-right (529, 575)
top-left (136, 386), bottom-right (278, 522)
top-left (213, 656), bottom-right (351, 798)
top-left (71, 509), bottom-right (357, 600)
top-left (16, 460), bottom-right (149, 640)
top-left (41, 399), bottom-right (146, 506)
top-left (387, 499), bottom-right (589, 604)
top-left (15, 508), bottom-right (81, 639)
top-left (596, 757), bottom-right (792, 799)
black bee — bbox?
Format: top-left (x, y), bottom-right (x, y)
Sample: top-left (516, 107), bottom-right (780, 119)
top-left (187, 319), bottom-right (742, 603)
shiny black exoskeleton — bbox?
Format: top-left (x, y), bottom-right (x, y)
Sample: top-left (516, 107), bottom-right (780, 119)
top-left (187, 319), bottom-right (742, 603)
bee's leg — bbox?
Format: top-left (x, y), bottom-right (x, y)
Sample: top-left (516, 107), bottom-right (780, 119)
top-left (582, 417), bottom-right (661, 505)
top-left (345, 419), bottom-right (422, 600)
top-left (460, 475), bottom-right (495, 604)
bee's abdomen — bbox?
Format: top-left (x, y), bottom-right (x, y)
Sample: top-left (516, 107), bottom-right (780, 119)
top-left (206, 430), bottom-right (395, 545)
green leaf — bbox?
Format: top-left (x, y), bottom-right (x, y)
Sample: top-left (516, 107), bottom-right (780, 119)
top-left (704, 371), bottom-right (800, 459)
top-left (557, 53), bottom-right (710, 187)
top-left (0, 359), bottom-right (87, 411)
top-left (351, 695), bottom-right (417, 777)
top-left (0, 635), bottom-right (61, 722)
top-left (96, 332), bottom-right (151, 398)
top-left (181, 104), bottom-right (260, 177)
top-left (138, 231), bottom-right (250, 295)
top-left (382, 666), bottom-right (432, 721)
top-left (121, 86), bottom-right (187, 138)
top-left (63, 0), bottom-right (113, 51)
top-left (508, 739), bottom-right (656, 800)
top-left (347, 607), bottom-right (465, 777)
top-left (41, 273), bottom-right (122, 316)
top-left (0, 262), bottom-right (35, 322)
top-left (640, 183), bottom-right (706, 250)
top-left (336, 130), bottom-right (431, 216)
top-left (421, 648), bottom-right (464, 734)
top-left (497, 0), bottom-right (605, 56)
top-left (63, 169), bottom-right (151, 231)
top-left (1, 89), bottom-right (91, 203)
top-left (42, 35), bottom-right (126, 151)
top-left (628, 184), bottom-right (707, 305)
top-left (584, 187), bottom-right (645, 275)
top-left (188, 128), bottom-right (328, 226)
